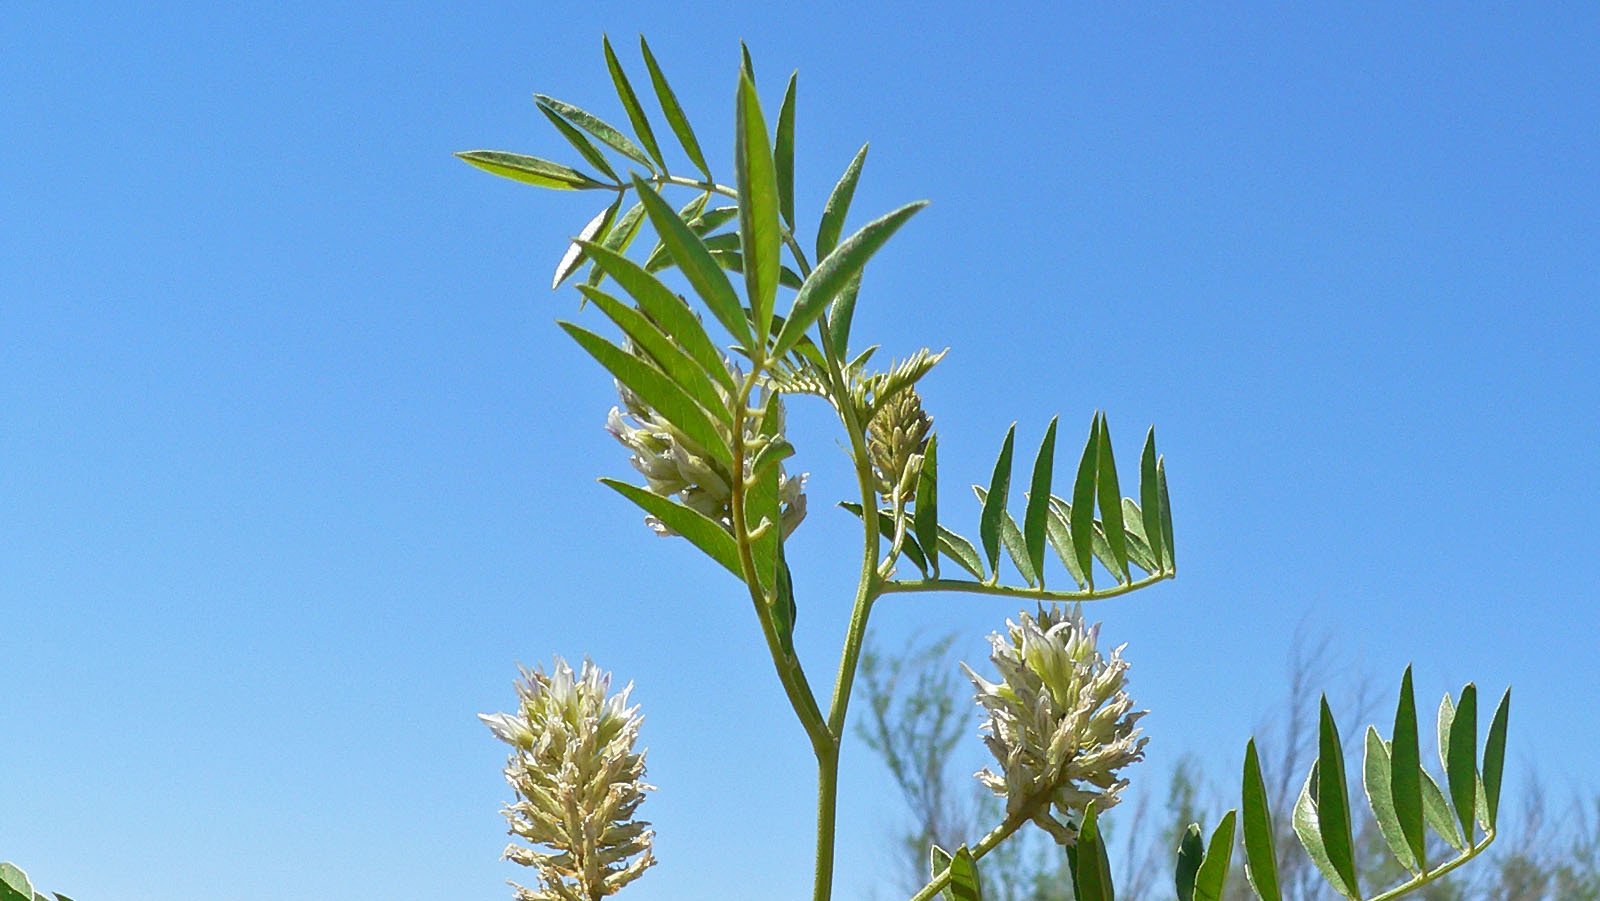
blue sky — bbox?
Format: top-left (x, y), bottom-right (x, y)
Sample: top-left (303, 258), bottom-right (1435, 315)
top-left (3, 2), bottom-right (1597, 899)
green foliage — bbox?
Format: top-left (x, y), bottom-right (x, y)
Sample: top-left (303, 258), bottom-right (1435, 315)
top-left (457, 36), bottom-right (1513, 901)
top-left (0, 862), bottom-right (73, 901)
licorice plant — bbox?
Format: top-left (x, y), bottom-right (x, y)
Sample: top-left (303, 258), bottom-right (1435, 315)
top-left (460, 37), bottom-right (1510, 901)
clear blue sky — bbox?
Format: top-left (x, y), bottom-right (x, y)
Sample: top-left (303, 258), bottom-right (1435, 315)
top-left (3, 3), bottom-right (1597, 899)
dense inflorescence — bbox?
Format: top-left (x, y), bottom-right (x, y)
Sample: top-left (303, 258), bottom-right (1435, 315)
top-left (481, 658), bottom-right (655, 901)
top-left (963, 605), bottom-right (1147, 846)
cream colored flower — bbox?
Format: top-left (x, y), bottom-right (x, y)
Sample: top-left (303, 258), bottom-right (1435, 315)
top-left (607, 370), bottom-right (806, 539)
top-left (481, 657), bottom-right (655, 901)
top-left (963, 605), bottom-right (1147, 845)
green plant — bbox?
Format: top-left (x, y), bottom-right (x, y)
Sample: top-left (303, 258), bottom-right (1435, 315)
top-left (458, 37), bottom-right (1510, 901)
top-left (0, 862), bottom-right (74, 901)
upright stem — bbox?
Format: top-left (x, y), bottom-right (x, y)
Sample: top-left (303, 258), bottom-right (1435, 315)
top-left (812, 750), bottom-right (840, 901)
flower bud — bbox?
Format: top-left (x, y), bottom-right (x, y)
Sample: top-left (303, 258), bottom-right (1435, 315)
top-left (866, 388), bottom-right (932, 503)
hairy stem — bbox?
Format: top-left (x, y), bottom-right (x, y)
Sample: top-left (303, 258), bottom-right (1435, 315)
top-left (879, 571), bottom-right (1172, 603)
top-left (728, 370), bottom-right (830, 753)
top-left (646, 173), bottom-right (814, 276)
top-left (1368, 832), bottom-right (1496, 901)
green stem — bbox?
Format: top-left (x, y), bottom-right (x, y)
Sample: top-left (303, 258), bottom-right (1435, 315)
top-left (727, 371), bottom-right (830, 753)
top-left (906, 805), bottom-right (1032, 901)
top-left (1368, 832), bottom-right (1496, 901)
top-left (879, 571), bottom-right (1172, 603)
top-left (647, 173), bottom-right (814, 275)
top-left (812, 751), bottom-right (840, 901)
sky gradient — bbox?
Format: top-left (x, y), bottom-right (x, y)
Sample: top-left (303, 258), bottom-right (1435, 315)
top-left (3, 3), bottom-right (1598, 899)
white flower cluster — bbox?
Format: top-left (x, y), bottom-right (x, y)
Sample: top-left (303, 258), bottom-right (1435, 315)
top-left (480, 658), bottom-right (655, 901)
top-left (963, 605), bottom-right (1147, 845)
top-left (606, 375), bottom-right (806, 539)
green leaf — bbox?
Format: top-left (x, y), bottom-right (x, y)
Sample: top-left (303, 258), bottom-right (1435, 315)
top-left (915, 434), bottom-right (940, 578)
top-left (600, 478), bottom-right (741, 576)
top-left (602, 35), bottom-right (667, 172)
top-left (1075, 802), bottom-right (1116, 901)
top-left (771, 542), bottom-right (796, 656)
top-left (703, 249), bottom-right (804, 289)
top-left (1195, 810), bottom-right (1237, 901)
top-left (1364, 726), bottom-right (1420, 873)
top-left (1482, 687), bottom-right (1511, 829)
top-left (0, 865), bottom-right (32, 901)
top-left (1437, 692), bottom-right (1456, 774)
top-left (639, 37), bottom-right (711, 181)
top-left (771, 200), bottom-right (927, 359)
top-left (1390, 665), bottom-right (1428, 872)
top-left (584, 200), bottom-right (646, 288)
top-left (1241, 739), bottom-right (1282, 901)
top-left (1070, 413), bottom-right (1101, 591)
top-left (691, 205), bottom-right (741, 233)
top-left (1043, 498), bottom-right (1089, 589)
top-left (817, 143), bottom-right (868, 259)
top-left (946, 846), bottom-right (983, 901)
top-left (744, 418), bottom-right (782, 594)
top-left (1119, 498), bottom-right (1160, 574)
top-left (575, 285), bottom-right (731, 424)
top-left (978, 425), bottom-right (1016, 580)
top-left (1176, 823), bottom-right (1205, 901)
top-left (839, 503), bottom-right (929, 576)
top-left (1316, 697), bottom-right (1360, 899)
top-left (975, 487), bottom-right (1038, 588)
top-left (1293, 763), bottom-right (1358, 899)
top-left (575, 240), bottom-right (735, 393)
top-left (1096, 414), bottom-right (1131, 582)
top-left (560, 322), bottom-right (731, 466)
top-left (554, 197), bottom-right (621, 289)
top-left (1088, 521), bottom-right (1131, 585)
top-left (535, 93), bottom-right (654, 171)
top-left (775, 72), bottom-right (797, 228)
top-left (734, 72), bottom-right (782, 340)
top-left (751, 439), bottom-right (794, 477)
top-left (537, 101), bottom-right (621, 183)
top-left (740, 41), bottom-right (756, 80)
top-left (631, 176), bottom-right (753, 349)
top-left (1421, 767), bottom-right (1466, 851)
top-left (930, 844), bottom-right (953, 882)
top-left (1157, 455), bottom-right (1175, 573)
top-left (456, 150), bottom-right (609, 190)
top-left (1024, 418), bottom-right (1058, 588)
top-left (1003, 512), bottom-right (1037, 586)
top-left (1446, 683), bottom-right (1479, 845)
top-left (936, 526), bottom-right (985, 580)
top-left (1139, 427), bottom-right (1165, 572)
top-left (825, 271), bottom-right (862, 357)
